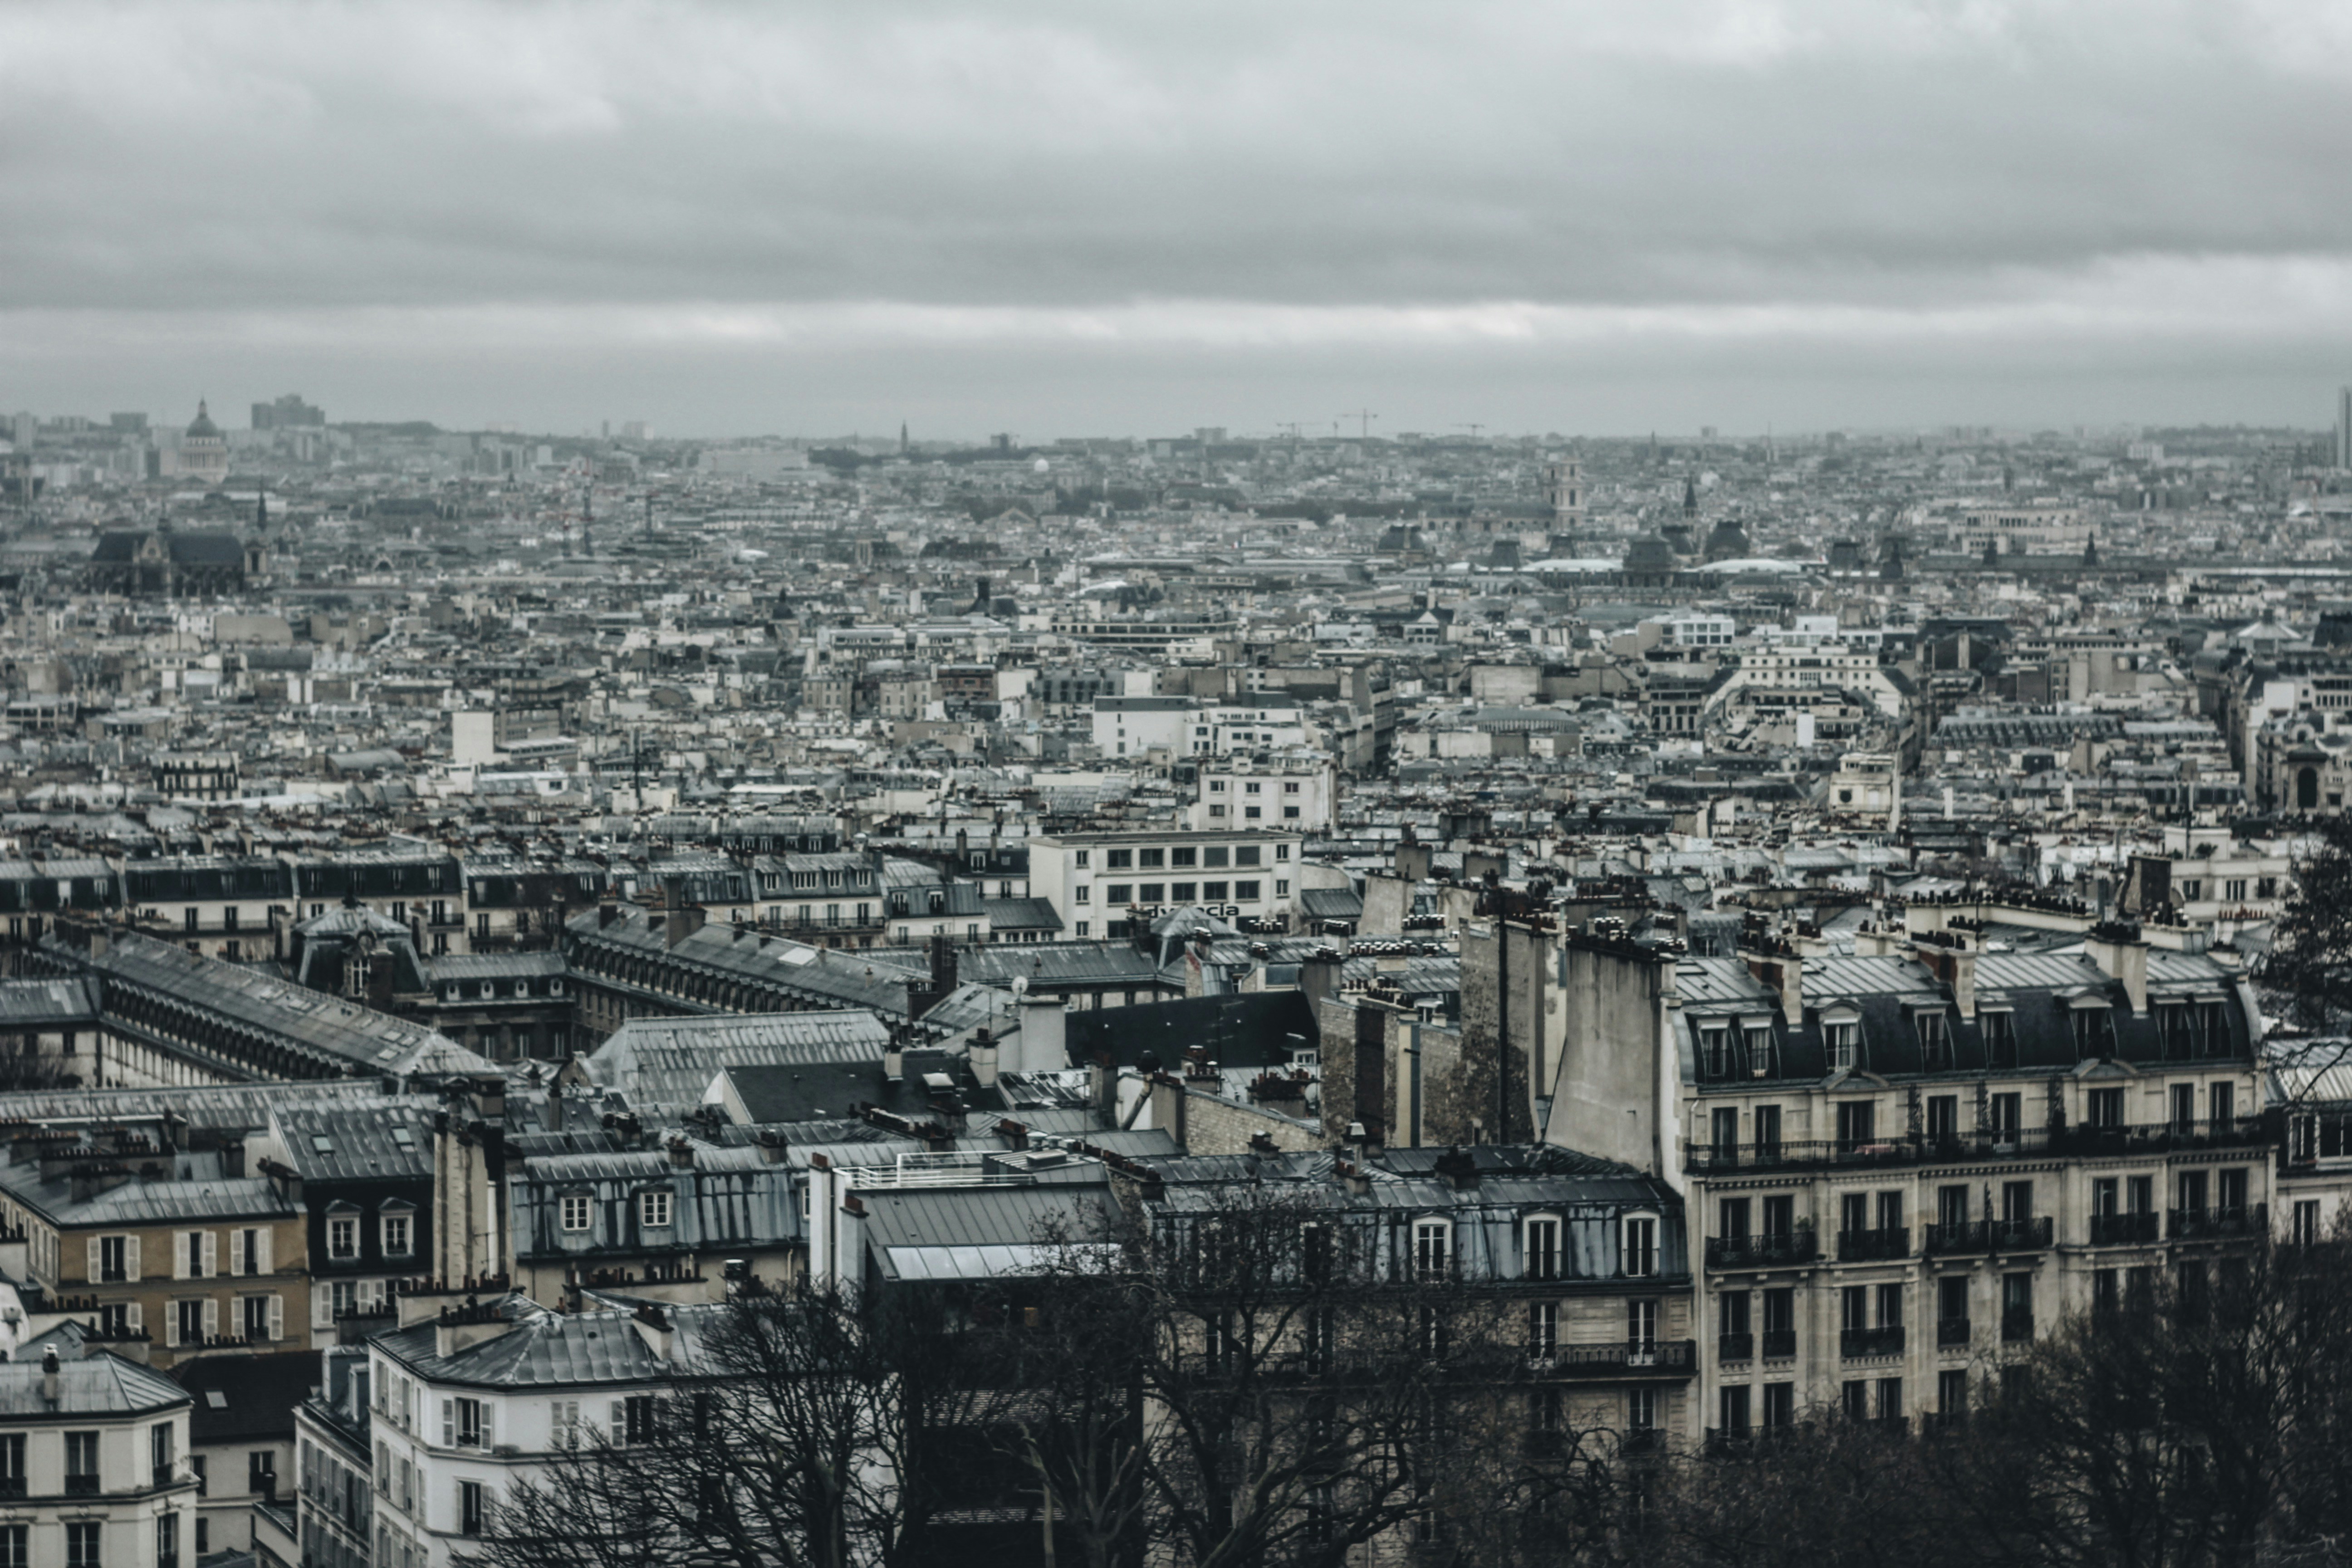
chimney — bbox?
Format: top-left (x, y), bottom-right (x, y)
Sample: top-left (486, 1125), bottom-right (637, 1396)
top-left (1015, 992), bottom-right (1066, 1074)
top-left (40, 1347), bottom-right (58, 1405)
top-left (882, 1028), bottom-right (904, 1084)
top-left (1298, 946), bottom-right (1345, 1010)
top-left (969, 1027), bottom-right (999, 1089)
top-left (631, 1304), bottom-right (676, 1365)
top-left (1434, 1144), bottom-right (1480, 1191)
top-left (2084, 921), bottom-right (2150, 1014)
top-left (665, 902), bottom-right (706, 950)
top-left (1247, 1069), bottom-right (1310, 1117)
top-left (1741, 953), bottom-right (1805, 1028)
top-left (665, 1137), bottom-right (694, 1169)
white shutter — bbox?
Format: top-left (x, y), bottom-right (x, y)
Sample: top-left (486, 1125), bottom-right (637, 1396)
top-left (609, 1400), bottom-right (625, 1444)
top-left (201, 1298), bottom-right (218, 1340)
top-left (228, 1230), bottom-right (244, 1277)
top-left (201, 1232), bottom-right (217, 1278)
top-left (124, 1303), bottom-right (141, 1334)
top-left (313, 1287), bottom-right (333, 1331)
top-left (256, 1229), bottom-right (273, 1275)
top-left (268, 1294), bottom-right (284, 1342)
top-left (163, 1304), bottom-right (178, 1348)
top-left (441, 1399), bottom-right (455, 1446)
top-left (481, 1403), bottom-right (494, 1447)
top-left (174, 1231), bottom-right (191, 1282)
top-left (85, 1237), bottom-right (98, 1285)
top-left (123, 1235), bottom-right (139, 1283)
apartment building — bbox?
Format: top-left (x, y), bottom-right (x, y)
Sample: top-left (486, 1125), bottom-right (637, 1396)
top-left (0, 1345), bottom-right (198, 1568)
top-left (368, 1294), bottom-right (710, 1568)
top-left (1188, 752), bottom-right (1337, 833)
top-left (121, 857), bottom-right (295, 963)
top-left (1028, 828), bottom-right (1306, 940)
top-left (0, 1136), bottom-right (311, 1371)
top-left (1546, 911), bottom-right (2268, 1442)
top-left (294, 1345), bottom-right (374, 1568)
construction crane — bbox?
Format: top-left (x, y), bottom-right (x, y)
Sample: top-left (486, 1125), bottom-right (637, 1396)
top-left (1339, 409), bottom-right (1378, 440)
top-left (1457, 423), bottom-right (1486, 440)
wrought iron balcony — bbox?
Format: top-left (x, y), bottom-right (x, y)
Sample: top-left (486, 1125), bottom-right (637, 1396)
top-left (1838, 1226), bottom-right (1911, 1262)
top-left (1936, 1317), bottom-right (1971, 1348)
top-left (1705, 1232), bottom-right (1818, 1269)
top-left (2169, 1204), bottom-right (2266, 1241)
top-left (1840, 1325), bottom-right (1906, 1358)
top-left (2088, 1211), bottom-right (2161, 1245)
top-left (1925, 1217), bottom-right (2053, 1255)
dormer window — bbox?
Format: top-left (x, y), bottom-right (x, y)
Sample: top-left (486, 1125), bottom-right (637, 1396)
top-left (1524, 1215), bottom-right (1561, 1281)
top-left (1699, 1026), bottom-right (1731, 1079)
top-left (1823, 1017), bottom-right (1859, 1072)
top-left (1982, 1008), bottom-right (2017, 1068)
top-left (1741, 1019), bottom-right (1774, 1078)
top-left (1915, 1010), bottom-right (1947, 1068)
top-left (1622, 1212), bottom-right (1659, 1278)
top-left (2069, 1000), bottom-right (2112, 1060)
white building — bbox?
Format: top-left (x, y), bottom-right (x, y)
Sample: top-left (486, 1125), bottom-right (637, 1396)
top-left (1029, 828), bottom-right (1307, 939)
top-left (368, 1294), bottom-right (710, 1568)
top-left (1188, 753), bottom-right (1337, 833)
top-left (0, 1344), bottom-right (198, 1568)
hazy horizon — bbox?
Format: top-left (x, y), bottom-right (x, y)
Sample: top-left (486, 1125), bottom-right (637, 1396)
top-left (7, 0), bottom-right (2351, 438)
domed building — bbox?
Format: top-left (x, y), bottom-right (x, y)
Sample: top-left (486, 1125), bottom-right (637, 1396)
top-left (179, 400), bottom-right (229, 487)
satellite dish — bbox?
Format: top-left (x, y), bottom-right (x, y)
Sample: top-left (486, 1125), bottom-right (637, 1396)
top-left (1011, 975), bottom-right (1029, 997)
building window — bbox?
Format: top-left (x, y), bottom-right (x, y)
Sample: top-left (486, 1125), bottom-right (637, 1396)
top-left (1234, 881), bottom-right (1261, 902)
top-left (1524, 1216), bottom-right (1560, 1281)
top-left (561, 1194), bottom-right (591, 1232)
top-left (382, 1214), bottom-right (412, 1257)
top-left (614, 1395), bottom-right (657, 1445)
top-left (64, 1524), bottom-right (99, 1568)
top-left (0, 1525), bottom-right (24, 1568)
top-left (1106, 850), bottom-right (1131, 869)
top-left (460, 1479), bottom-right (488, 1537)
top-left (640, 1190), bottom-right (673, 1228)
top-left (242, 1294), bottom-right (279, 1341)
top-left (1412, 1220), bottom-right (1452, 1280)
top-left (1528, 1300), bottom-right (1558, 1359)
top-left (1106, 885), bottom-right (1132, 904)
top-left (1623, 1214), bottom-right (1659, 1277)
top-left (65, 1431), bottom-right (98, 1494)
top-left (328, 1217), bottom-right (358, 1260)
top-left (445, 1397), bottom-right (486, 1448)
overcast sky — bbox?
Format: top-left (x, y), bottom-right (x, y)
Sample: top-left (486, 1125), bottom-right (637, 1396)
top-left (4, 0), bottom-right (2348, 438)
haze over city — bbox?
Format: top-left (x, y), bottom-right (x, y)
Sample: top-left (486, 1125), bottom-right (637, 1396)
top-left (6, 0), bottom-right (2352, 434)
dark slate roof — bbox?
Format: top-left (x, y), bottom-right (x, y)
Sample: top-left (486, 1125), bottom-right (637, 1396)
top-left (269, 1098), bottom-right (435, 1183)
top-left (0, 1352), bottom-right (189, 1419)
top-left (373, 1299), bottom-right (729, 1390)
top-left (1063, 990), bottom-right (1318, 1071)
top-left (982, 897), bottom-right (1063, 930)
top-left (173, 1350), bottom-right (319, 1443)
top-left (954, 941), bottom-right (1165, 990)
top-left (1298, 887), bottom-right (1364, 920)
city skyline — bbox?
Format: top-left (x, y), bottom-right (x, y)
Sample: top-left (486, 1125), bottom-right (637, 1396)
top-left (5, 0), bottom-right (2351, 433)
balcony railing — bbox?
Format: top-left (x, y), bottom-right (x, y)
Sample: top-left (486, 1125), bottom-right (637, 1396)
top-left (1924, 1217), bottom-right (2054, 1255)
top-left (1841, 1325), bottom-right (1906, 1358)
top-left (1704, 1232), bottom-right (1818, 1269)
top-left (1540, 1338), bottom-right (1695, 1377)
top-left (2089, 1212), bottom-right (2161, 1245)
top-left (2001, 1310), bottom-right (2035, 1343)
top-left (1937, 1317), bottom-right (1971, 1347)
top-left (1718, 1332), bottom-right (1755, 1362)
top-left (1762, 1329), bottom-right (1797, 1359)
top-left (64, 1474), bottom-right (98, 1497)
top-left (1688, 1118), bottom-right (2266, 1175)
top-left (2170, 1204), bottom-right (2265, 1241)
top-left (1838, 1227), bottom-right (1911, 1262)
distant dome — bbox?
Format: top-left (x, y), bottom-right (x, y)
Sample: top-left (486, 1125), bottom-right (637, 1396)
top-left (186, 400), bottom-right (219, 439)
top-left (1031, 456), bottom-right (1051, 474)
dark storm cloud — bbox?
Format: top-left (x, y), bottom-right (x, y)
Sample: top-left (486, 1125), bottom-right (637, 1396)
top-left (2, 0), bottom-right (2348, 431)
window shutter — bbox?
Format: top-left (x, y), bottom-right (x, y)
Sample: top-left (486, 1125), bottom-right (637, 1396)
top-left (202, 1299), bottom-right (218, 1339)
top-left (481, 1403), bottom-right (494, 1448)
top-left (123, 1235), bottom-right (140, 1283)
top-left (441, 1400), bottom-right (455, 1446)
top-left (257, 1229), bottom-right (273, 1275)
top-left (201, 1232), bottom-right (217, 1277)
top-left (85, 1238), bottom-right (98, 1284)
top-left (163, 1307), bottom-right (178, 1348)
top-left (229, 1230), bottom-right (245, 1277)
top-left (610, 1400), bottom-right (625, 1443)
top-left (174, 1231), bottom-right (191, 1282)
top-left (124, 1303), bottom-right (141, 1334)
top-left (268, 1294), bottom-right (283, 1342)
top-left (313, 1286), bottom-right (334, 1331)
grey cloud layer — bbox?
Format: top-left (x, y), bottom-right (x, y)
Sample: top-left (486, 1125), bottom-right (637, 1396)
top-left (4, 0), bottom-right (2349, 315)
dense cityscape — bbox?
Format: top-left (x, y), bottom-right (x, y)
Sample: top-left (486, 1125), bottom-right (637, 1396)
top-left (0, 393), bottom-right (2342, 1567)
